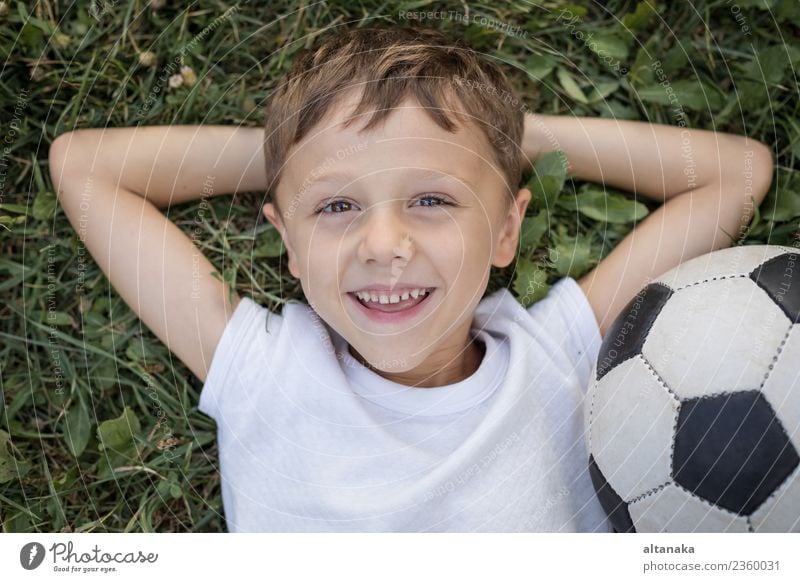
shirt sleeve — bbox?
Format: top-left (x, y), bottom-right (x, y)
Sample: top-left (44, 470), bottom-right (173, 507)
top-left (527, 276), bottom-right (602, 392)
top-left (198, 297), bottom-right (283, 421)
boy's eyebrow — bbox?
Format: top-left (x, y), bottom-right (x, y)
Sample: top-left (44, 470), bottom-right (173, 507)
top-left (305, 168), bottom-right (480, 191)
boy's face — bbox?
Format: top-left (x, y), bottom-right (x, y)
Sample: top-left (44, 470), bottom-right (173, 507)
top-left (262, 92), bottom-right (531, 387)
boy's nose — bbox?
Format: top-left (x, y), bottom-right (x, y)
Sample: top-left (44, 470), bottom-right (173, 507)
top-left (356, 206), bottom-right (416, 266)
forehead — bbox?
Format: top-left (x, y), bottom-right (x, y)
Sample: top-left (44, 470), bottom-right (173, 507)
top-left (279, 90), bottom-right (500, 195)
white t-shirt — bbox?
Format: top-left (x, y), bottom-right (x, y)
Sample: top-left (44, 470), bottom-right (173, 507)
top-left (199, 277), bottom-right (612, 533)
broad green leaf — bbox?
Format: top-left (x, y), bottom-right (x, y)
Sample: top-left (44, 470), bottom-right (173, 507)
top-left (775, 0), bottom-right (800, 23)
top-left (791, 131), bottom-right (800, 160)
top-left (0, 203), bottom-right (30, 215)
top-left (740, 46), bottom-right (787, 86)
top-left (526, 54), bottom-right (555, 80)
top-left (51, 466), bottom-right (78, 494)
top-left (532, 176), bottom-right (564, 209)
top-left (629, 44), bottom-right (656, 88)
top-left (0, 430), bottom-right (14, 483)
top-left (596, 99), bottom-right (639, 120)
top-left (94, 361), bottom-right (119, 390)
top-left (32, 190), bottom-right (57, 221)
top-left (660, 45), bottom-right (689, 77)
top-left (42, 311), bottom-right (75, 327)
top-left (637, 79), bottom-right (723, 111)
top-left (786, 44), bottom-right (800, 66)
top-left (533, 149), bottom-right (568, 178)
top-left (82, 311), bottom-right (108, 333)
top-left (737, 79), bottom-right (770, 109)
top-left (622, 1), bottom-right (658, 31)
top-left (519, 211), bottom-right (549, 251)
top-left (588, 32), bottom-right (629, 63)
top-left (125, 338), bottom-right (162, 363)
top-left (565, 187), bottom-right (650, 223)
top-left (253, 227), bottom-right (285, 257)
top-left (586, 80), bottom-right (620, 103)
top-left (549, 232), bottom-right (595, 278)
top-left (761, 179), bottom-right (800, 222)
top-left (156, 472), bottom-right (184, 499)
top-left (529, 150), bottom-right (568, 209)
top-left (97, 407), bottom-right (140, 452)
top-left (125, 340), bottom-right (151, 362)
top-left (552, 4), bottom-right (588, 19)
top-left (19, 21), bottom-right (44, 49)
top-left (3, 512), bottom-right (34, 533)
top-left (0, 430), bottom-right (31, 484)
top-left (758, 46), bottom-right (789, 84)
top-left (556, 67), bottom-right (589, 104)
top-left (17, 5), bottom-right (53, 34)
top-left (157, 478), bottom-right (172, 498)
top-left (513, 256), bottom-right (550, 308)
top-left (0, 215), bottom-right (27, 228)
top-left (64, 401), bottom-right (91, 458)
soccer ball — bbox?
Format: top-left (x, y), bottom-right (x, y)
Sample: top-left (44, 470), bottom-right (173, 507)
top-left (585, 244), bottom-right (800, 532)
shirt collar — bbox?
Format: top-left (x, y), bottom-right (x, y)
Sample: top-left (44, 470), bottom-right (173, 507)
top-left (328, 323), bottom-right (509, 417)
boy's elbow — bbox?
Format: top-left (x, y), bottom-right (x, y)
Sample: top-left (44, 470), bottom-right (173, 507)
top-left (730, 136), bottom-right (773, 205)
top-left (716, 136), bottom-right (774, 207)
top-left (744, 138), bottom-right (774, 205)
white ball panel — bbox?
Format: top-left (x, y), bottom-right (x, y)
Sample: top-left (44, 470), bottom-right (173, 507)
top-left (590, 356), bottom-right (677, 501)
top-left (750, 465), bottom-right (800, 532)
top-left (761, 325), bottom-right (800, 453)
top-left (629, 483), bottom-right (750, 532)
top-left (652, 245), bottom-right (791, 289)
top-left (643, 279), bottom-right (789, 400)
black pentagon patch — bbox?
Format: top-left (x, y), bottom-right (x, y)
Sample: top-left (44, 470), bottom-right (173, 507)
top-left (596, 283), bottom-right (673, 380)
top-left (589, 455), bottom-right (636, 532)
top-left (750, 252), bottom-right (800, 323)
top-left (673, 391), bottom-right (800, 516)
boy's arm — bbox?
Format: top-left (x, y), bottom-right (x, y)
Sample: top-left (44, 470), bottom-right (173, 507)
top-left (49, 125), bottom-right (267, 382)
top-left (523, 114), bottom-right (774, 336)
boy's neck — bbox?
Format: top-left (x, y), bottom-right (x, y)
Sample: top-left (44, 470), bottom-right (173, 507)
top-left (348, 337), bottom-right (486, 388)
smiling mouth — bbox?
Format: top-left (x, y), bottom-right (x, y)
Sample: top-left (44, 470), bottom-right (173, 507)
top-left (349, 288), bottom-right (436, 313)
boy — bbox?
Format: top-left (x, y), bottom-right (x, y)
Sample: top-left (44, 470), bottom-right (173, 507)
top-left (48, 26), bottom-right (773, 532)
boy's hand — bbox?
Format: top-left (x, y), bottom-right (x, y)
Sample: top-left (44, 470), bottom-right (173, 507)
top-left (523, 114), bottom-right (774, 336)
top-left (49, 126), bottom-right (266, 382)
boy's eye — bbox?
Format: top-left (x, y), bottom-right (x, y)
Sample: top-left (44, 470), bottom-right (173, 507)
top-left (318, 199), bottom-right (354, 214)
top-left (315, 194), bottom-right (450, 215)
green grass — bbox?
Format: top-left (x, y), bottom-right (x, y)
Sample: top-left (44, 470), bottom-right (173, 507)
top-left (1, 0), bottom-right (798, 532)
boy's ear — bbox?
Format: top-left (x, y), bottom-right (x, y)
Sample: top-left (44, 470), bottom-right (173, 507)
top-left (262, 202), bottom-right (301, 280)
top-left (492, 187), bottom-right (532, 269)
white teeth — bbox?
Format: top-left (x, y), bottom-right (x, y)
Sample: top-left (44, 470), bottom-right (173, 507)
top-left (355, 288), bottom-right (431, 303)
